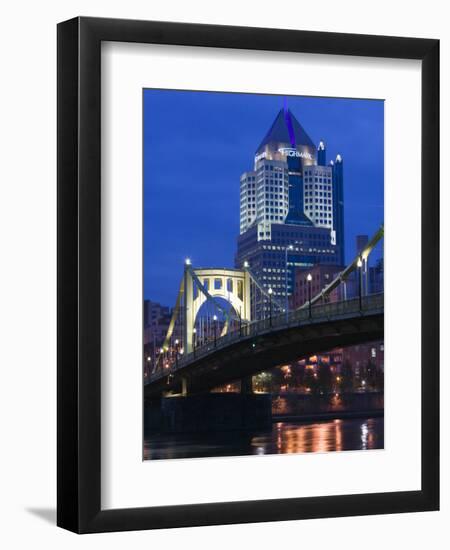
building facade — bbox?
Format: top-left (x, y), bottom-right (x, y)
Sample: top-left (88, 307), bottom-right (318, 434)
top-left (236, 107), bottom-right (345, 312)
top-left (290, 263), bottom-right (345, 309)
top-left (143, 299), bottom-right (181, 379)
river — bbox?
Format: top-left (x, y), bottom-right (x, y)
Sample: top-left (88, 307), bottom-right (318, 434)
top-left (144, 416), bottom-right (384, 460)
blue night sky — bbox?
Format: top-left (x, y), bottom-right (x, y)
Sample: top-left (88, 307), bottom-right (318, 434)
top-left (143, 90), bottom-right (384, 306)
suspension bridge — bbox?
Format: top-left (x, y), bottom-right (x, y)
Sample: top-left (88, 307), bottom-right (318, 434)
top-left (145, 226), bottom-right (384, 399)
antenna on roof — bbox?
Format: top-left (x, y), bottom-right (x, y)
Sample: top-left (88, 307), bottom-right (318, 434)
top-left (283, 96), bottom-right (296, 147)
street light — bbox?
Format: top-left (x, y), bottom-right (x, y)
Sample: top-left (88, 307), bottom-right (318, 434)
top-left (174, 339), bottom-right (179, 366)
top-left (268, 287), bottom-right (273, 327)
top-left (307, 273), bottom-right (312, 319)
top-left (285, 245), bottom-right (294, 321)
top-left (185, 257), bottom-right (191, 265)
top-left (213, 314), bottom-right (218, 347)
top-left (357, 256), bottom-right (363, 311)
top-left (192, 327), bottom-right (197, 356)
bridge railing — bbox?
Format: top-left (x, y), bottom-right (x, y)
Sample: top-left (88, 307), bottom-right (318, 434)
top-left (149, 292), bottom-right (383, 381)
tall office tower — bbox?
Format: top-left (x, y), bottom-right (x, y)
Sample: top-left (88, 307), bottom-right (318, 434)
top-left (236, 107), bottom-right (344, 314)
top-left (303, 162), bottom-right (334, 231)
top-left (239, 171), bottom-right (257, 234)
top-left (332, 154), bottom-right (345, 264)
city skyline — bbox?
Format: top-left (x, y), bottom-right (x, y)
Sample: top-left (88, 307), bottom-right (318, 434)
top-left (144, 90), bottom-right (384, 305)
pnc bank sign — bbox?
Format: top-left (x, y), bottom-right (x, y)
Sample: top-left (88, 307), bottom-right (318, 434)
top-left (278, 147), bottom-right (313, 160)
top-left (255, 147), bottom-right (313, 163)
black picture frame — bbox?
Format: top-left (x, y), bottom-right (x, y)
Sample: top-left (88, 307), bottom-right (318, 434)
top-left (57, 16), bottom-right (439, 533)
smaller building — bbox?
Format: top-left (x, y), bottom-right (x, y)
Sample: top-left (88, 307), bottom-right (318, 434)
top-left (143, 300), bottom-right (181, 380)
top-left (290, 263), bottom-right (345, 309)
top-left (144, 300), bottom-right (170, 328)
top-left (368, 257), bottom-right (384, 294)
top-left (341, 341), bottom-right (384, 388)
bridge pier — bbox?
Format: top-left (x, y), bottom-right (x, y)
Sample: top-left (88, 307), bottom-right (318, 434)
top-left (181, 376), bottom-right (189, 396)
top-left (240, 375), bottom-right (253, 394)
top-left (145, 393), bottom-right (272, 434)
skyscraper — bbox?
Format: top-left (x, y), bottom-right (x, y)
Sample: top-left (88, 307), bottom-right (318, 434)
top-left (236, 107), bottom-right (345, 312)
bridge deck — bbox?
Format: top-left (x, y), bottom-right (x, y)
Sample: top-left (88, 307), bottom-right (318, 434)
top-left (145, 293), bottom-right (384, 398)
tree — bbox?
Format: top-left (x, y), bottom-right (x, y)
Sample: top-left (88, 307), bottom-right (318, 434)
top-left (270, 366), bottom-right (285, 393)
top-left (291, 363), bottom-right (306, 388)
top-left (340, 361), bottom-right (354, 394)
top-left (317, 363), bottom-right (333, 396)
top-left (303, 368), bottom-right (318, 395)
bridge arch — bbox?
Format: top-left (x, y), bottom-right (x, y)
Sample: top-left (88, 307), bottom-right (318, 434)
top-left (184, 267), bottom-right (251, 354)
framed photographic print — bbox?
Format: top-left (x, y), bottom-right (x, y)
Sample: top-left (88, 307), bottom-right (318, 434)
top-left (57, 17), bottom-right (439, 533)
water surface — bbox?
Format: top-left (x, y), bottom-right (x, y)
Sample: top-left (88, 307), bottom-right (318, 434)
top-left (144, 416), bottom-right (384, 460)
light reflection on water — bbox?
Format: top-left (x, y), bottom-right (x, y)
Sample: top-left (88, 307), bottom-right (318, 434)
top-left (144, 417), bottom-right (384, 461)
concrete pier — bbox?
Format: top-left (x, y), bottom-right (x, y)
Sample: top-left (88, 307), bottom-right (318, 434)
top-left (145, 393), bottom-right (272, 434)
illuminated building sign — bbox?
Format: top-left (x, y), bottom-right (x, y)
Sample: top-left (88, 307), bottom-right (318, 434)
top-left (278, 147), bottom-right (313, 160)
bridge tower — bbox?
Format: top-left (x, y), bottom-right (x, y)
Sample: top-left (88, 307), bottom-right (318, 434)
top-left (183, 266), bottom-right (251, 354)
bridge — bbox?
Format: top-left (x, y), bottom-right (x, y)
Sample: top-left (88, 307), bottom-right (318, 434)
top-left (145, 226), bottom-right (384, 399)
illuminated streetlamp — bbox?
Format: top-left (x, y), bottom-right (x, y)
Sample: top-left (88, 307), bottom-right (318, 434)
top-left (213, 314), bottom-right (218, 347)
top-left (193, 327), bottom-right (197, 356)
top-left (357, 256), bottom-right (363, 311)
top-left (174, 339), bottom-right (179, 366)
top-left (268, 287), bottom-right (273, 327)
top-left (307, 273), bottom-right (313, 319)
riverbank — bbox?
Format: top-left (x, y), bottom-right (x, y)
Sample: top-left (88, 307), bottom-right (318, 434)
top-left (144, 391), bottom-right (384, 435)
top-left (271, 391), bottom-right (383, 417)
top-left (273, 408), bottom-right (384, 423)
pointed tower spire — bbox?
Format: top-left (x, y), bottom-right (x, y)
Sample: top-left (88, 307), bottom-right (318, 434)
top-left (255, 107), bottom-right (316, 154)
top-left (317, 140), bottom-right (326, 166)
